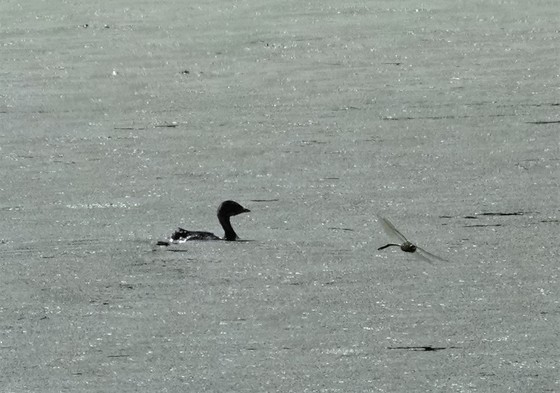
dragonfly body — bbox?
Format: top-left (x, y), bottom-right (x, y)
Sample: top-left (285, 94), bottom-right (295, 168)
top-left (377, 241), bottom-right (417, 253)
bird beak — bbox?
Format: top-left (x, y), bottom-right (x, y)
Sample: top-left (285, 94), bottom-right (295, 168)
top-left (243, 208), bottom-right (251, 213)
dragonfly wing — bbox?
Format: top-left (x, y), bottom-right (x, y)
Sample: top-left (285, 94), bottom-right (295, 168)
top-left (378, 216), bottom-right (408, 243)
top-left (412, 251), bottom-right (435, 265)
top-left (417, 246), bottom-right (449, 263)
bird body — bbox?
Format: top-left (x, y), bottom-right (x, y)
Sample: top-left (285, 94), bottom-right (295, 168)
top-left (157, 200), bottom-right (250, 246)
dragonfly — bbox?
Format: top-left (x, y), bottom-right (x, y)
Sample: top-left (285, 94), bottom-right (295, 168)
top-left (377, 216), bottom-right (448, 264)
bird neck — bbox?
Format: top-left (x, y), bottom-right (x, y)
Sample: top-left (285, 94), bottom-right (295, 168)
top-left (218, 214), bottom-right (237, 241)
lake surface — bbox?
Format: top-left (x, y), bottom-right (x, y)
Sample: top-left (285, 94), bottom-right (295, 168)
top-left (1, 1), bottom-right (558, 391)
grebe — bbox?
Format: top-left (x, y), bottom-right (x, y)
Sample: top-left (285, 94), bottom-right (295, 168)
top-left (157, 200), bottom-right (250, 246)
top-left (377, 216), bottom-right (447, 264)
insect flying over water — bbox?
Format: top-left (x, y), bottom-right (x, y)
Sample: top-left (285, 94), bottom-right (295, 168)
top-left (377, 216), bottom-right (448, 264)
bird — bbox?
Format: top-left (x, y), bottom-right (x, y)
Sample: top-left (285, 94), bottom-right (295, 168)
top-left (377, 216), bottom-right (447, 264)
top-left (157, 200), bottom-right (250, 246)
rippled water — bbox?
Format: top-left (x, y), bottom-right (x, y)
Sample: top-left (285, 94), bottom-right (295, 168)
top-left (1, 1), bottom-right (558, 391)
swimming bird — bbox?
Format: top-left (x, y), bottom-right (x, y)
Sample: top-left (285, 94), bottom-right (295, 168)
top-left (157, 200), bottom-right (250, 246)
top-left (377, 216), bottom-right (447, 264)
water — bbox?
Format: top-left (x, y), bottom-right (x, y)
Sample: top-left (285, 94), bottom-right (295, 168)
top-left (1, 1), bottom-right (559, 391)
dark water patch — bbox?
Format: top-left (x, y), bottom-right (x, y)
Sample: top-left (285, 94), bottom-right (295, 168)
top-left (463, 224), bottom-right (503, 228)
top-left (387, 346), bottom-right (458, 351)
top-left (171, 172), bottom-right (206, 178)
top-left (527, 120), bottom-right (560, 125)
top-left (52, 159), bottom-right (76, 165)
top-left (250, 199), bottom-right (279, 202)
top-left (382, 114), bottom-right (508, 121)
top-left (504, 103), bottom-right (560, 108)
top-left (328, 227), bottom-right (354, 231)
top-left (155, 123), bottom-right (178, 128)
top-left (447, 212), bottom-right (533, 220)
top-left (477, 212), bottom-right (530, 216)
